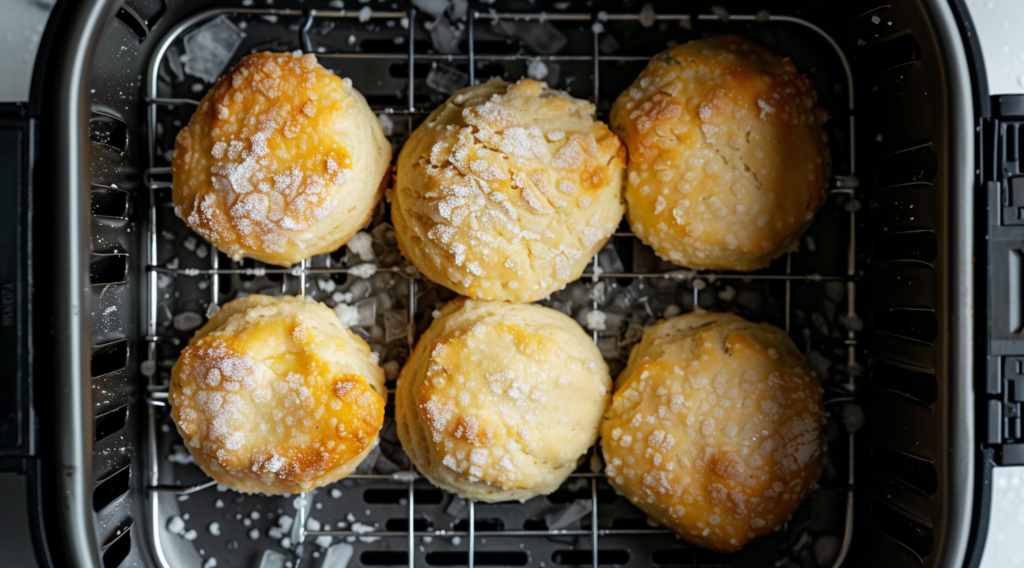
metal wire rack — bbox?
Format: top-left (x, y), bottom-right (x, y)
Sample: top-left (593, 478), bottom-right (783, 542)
top-left (141, 6), bottom-right (859, 568)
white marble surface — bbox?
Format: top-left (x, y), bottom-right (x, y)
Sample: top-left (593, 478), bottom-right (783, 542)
top-left (0, 0), bottom-right (52, 102)
top-left (979, 466), bottom-right (1024, 568)
top-left (967, 0), bottom-right (1024, 95)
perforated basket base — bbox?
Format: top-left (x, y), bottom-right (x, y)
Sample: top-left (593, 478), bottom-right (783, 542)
top-left (141, 5), bottom-right (860, 568)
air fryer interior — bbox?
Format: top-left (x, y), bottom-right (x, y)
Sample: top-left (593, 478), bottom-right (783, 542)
top-left (71, 1), bottom-right (973, 567)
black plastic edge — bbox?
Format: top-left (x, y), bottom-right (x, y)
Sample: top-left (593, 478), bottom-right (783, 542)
top-left (947, 0), bottom-right (1020, 565)
top-left (923, 1), bottom-right (977, 568)
top-left (0, 104), bottom-right (35, 471)
top-left (34, 0), bottom-right (122, 566)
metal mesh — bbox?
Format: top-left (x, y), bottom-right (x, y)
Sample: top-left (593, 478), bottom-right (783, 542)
top-left (141, 7), bottom-right (859, 568)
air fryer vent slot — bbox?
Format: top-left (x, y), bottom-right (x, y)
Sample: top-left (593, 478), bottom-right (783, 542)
top-left (94, 465), bottom-right (130, 512)
top-left (870, 500), bottom-right (934, 559)
top-left (362, 488), bottom-right (443, 504)
top-left (553, 550), bottom-right (630, 566)
top-left (384, 518), bottom-right (430, 531)
top-left (876, 145), bottom-right (938, 189)
top-left (421, 551), bottom-right (532, 566)
top-left (95, 405), bottom-right (129, 442)
top-left (870, 361), bottom-right (937, 405)
top-left (115, 0), bottom-right (166, 41)
top-left (860, 32), bottom-right (921, 76)
top-left (89, 113), bottom-right (128, 153)
top-left (361, 551), bottom-right (409, 565)
top-left (92, 339), bottom-right (129, 378)
top-left (873, 308), bottom-right (938, 343)
top-left (90, 253), bottom-right (128, 286)
top-left (872, 231), bottom-right (937, 264)
top-left (92, 186), bottom-right (130, 220)
top-left (873, 443), bottom-right (938, 495)
top-left (101, 519), bottom-right (133, 568)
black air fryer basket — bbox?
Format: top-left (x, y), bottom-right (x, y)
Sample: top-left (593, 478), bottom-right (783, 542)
top-left (4, 0), bottom-right (1016, 566)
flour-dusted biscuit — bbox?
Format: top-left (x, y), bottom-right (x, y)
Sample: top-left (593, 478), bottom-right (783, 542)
top-left (396, 298), bottom-right (611, 501)
top-left (170, 295), bottom-right (385, 494)
top-left (601, 311), bottom-right (825, 552)
top-left (394, 78), bottom-right (626, 302)
top-left (173, 52), bottom-right (391, 266)
top-left (611, 36), bottom-right (830, 271)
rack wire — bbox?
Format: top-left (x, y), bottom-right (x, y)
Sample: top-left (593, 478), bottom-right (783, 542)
top-left (142, 6), bottom-right (859, 568)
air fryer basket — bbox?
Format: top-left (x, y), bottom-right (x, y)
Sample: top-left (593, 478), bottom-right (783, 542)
top-left (36, 0), bottom-right (975, 567)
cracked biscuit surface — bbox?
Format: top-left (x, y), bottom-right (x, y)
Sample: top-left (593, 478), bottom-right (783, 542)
top-left (393, 78), bottom-right (626, 302)
top-left (172, 52), bottom-right (391, 266)
top-left (600, 311), bottom-right (825, 553)
top-left (611, 35), bottom-right (830, 271)
top-left (396, 298), bottom-right (611, 502)
top-left (170, 294), bottom-right (386, 494)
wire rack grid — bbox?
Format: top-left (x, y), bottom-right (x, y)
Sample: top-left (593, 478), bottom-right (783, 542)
top-left (141, 6), bottom-right (860, 568)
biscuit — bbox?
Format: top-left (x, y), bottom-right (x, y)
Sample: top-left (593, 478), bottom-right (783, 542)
top-left (169, 294), bottom-right (386, 494)
top-left (610, 36), bottom-right (830, 271)
top-left (173, 52), bottom-right (391, 266)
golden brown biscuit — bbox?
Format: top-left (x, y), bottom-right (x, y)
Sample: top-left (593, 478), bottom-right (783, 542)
top-left (396, 298), bottom-right (611, 501)
top-left (173, 52), bottom-right (391, 266)
top-left (600, 311), bottom-right (825, 553)
top-left (169, 294), bottom-right (385, 494)
top-left (610, 35), bottom-right (830, 271)
top-left (393, 78), bottom-right (626, 303)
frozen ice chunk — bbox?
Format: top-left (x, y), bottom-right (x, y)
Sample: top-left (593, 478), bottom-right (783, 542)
top-left (384, 310), bottom-right (408, 344)
top-left (258, 550), bottom-right (288, 568)
top-left (498, 21), bottom-right (567, 55)
top-left (167, 516), bottom-right (185, 535)
top-left (317, 278), bottom-right (338, 294)
top-left (448, 0), bottom-right (468, 21)
top-left (372, 222), bottom-right (397, 246)
top-left (351, 522), bottom-right (378, 542)
top-left (412, 0), bottom-right (450, 18)
top-left (425, 18), bottom-right (462, 54)
top-left (347, 232), bottom-right (376, 262)
top-left (599, 34), bottom-right (620, 54)
top-left (814, 535), bottom-right (841, 566)
top-left (526, 58), bottom-right (548, 81)
top-left (348, 263), bottom-right (378, 279)
top-left (426, 64), bottom-right (469, 94)
top-left (373, 450), bottom-right (402, 474)
top-left (163, 44), bottom-right (185, 83)
top-left (354, 297), bottom-right (377, 326)
top-left (841, 404), bottom-right (865, 433)
top-left (184, 15), bottom-right (245, 83)
top-left (334, 303), bottom-right (360, 327)
top-left (638, 4), bottom-right (656, 28)
top-left (322, 543), bottom-right (355, 568)
top-left (545, 499), bottom-right (592, 530)
top-left (173, 311), bottom-right (204, 331)
top-left (711, 5), bottom-right (730, 23)
top-left (586, 310), bottom-right (607, 332)
top-left (353, 446), bottom-right (381, 474)
top-left (598, 244), bottom-right (624, 273)
top-left (377, 113), bottom-right (395, 137)
top-left (445, 496), bottom-right (467, 517)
